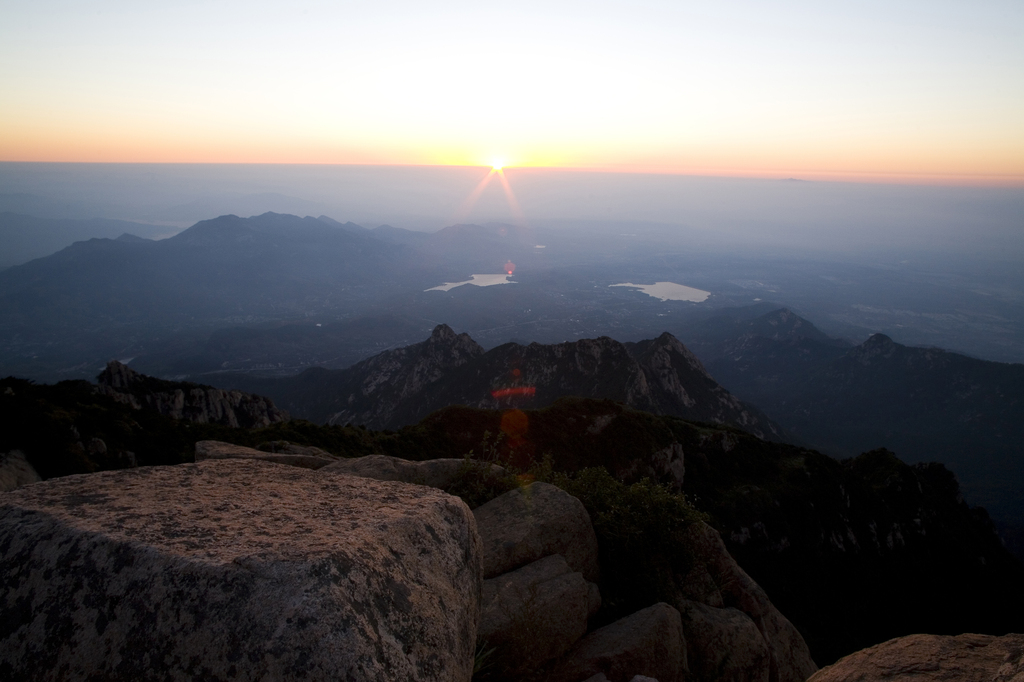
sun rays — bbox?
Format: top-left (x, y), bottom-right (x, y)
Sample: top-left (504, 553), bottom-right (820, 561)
top-left (450, 163), bottom-right (527, 226)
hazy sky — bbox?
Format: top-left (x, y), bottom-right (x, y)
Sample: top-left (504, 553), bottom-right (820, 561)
top-left (2, 1), bottom-right (1022, 184)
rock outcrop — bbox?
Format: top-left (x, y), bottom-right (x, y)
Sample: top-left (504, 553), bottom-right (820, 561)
top-left (195, 440), bottom-right (337, 469)
top-left (321, 454), bottom-right (505, 489)
top-left (808, 633), bottom-right (1024, 682)
top-left (552, 602), bottom-right (686, 682)
top-left (0, 460), bottom-right (481, 681)
top-left (473, 481), bottom-right (601, 582)
top-left (478, 554), bottom-right (598, 673)
top-left (678, 600), bottom-right (770, 682)
top-left (0, 450), bottom-right (41, 491)
top-left (98, 360), bottom-right (288, 428)
top-left (678, 522), bottom-right (818, 682)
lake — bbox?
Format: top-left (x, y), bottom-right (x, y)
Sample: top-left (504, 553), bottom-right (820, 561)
top-left (426, 274), bottom-right (515, 292)
top-left (610, 281), bottom-right (710, 302)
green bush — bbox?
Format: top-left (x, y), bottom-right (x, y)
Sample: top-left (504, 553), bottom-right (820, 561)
top-left (542, 466), bottom-right (706, 623)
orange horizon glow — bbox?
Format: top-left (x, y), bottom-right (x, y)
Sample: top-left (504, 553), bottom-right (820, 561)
top-left (3, 3), bottom-right (1021, 189)
top-left (1, 141), bottom-right (1021, 187)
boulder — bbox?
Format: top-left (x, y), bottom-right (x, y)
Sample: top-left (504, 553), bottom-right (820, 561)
top-left (321, 454), bottom-right (505, 490)
top-left (0, 450), bottom-right (41, 492)
top-left (0, 460), bottom-right (481, 681)
top-left (256, 440), bottom-right (337, 459)
top-left (678, 599), bottom-right (770, 682)
top-left (681, 522), bottom-right (817, 682)
top-left (553, 602), bottom-right (685, 682)
top-left (479, 554), bottom-right (596, 673)
top-left (473, 481), bottom-right (600, 581)
top-left (807, 633), bottom-right (1024, 682)
top-left (195, 440), bottom-right (336, 469)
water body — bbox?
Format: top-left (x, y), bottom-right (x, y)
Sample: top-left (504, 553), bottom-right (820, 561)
top-left (610, 281), bottom-right (710, 302)
top-left (426, 274), bottom-right (515, 292)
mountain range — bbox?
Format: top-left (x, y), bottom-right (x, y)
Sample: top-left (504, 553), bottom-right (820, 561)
top-left (678, 305), bottom-right (1024, 550)
top-left (3, 209), bottom-right (1023, 555)
top-left (0, 212), bottom-right (178, 269)
top-left (230, 323), bottom-right (783, 440)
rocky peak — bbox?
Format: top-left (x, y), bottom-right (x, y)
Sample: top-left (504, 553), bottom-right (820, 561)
top-left (851, 333), bottom-right (898, 364)
top-left (628, 332), bottom-right (715, 385)
top-left (96, 361), bottom-right (288, 428)
top-left (427, 323), bottom-right (482, 352)
top-left (97, 360), bottom-right (139, 390)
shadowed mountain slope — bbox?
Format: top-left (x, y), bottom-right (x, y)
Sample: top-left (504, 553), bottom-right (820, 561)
top-left (679, 306), bottom-right (1024, 554)
top-left (391, 399), bottom-right (1024, 666)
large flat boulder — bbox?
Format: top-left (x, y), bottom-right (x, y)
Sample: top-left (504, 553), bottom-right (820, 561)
top-left (552, 602), bottom-right (685, 682)
top-left (808, 633), bottom-right (1024, 682)
top-left (479, 554), bottom-right (597, 675)
top-left (473, 481), bottom-right (600, 581)
top-left (0, 460), bottom-right (481, 681)
top-left (321, 454), bottom-right (505, 490)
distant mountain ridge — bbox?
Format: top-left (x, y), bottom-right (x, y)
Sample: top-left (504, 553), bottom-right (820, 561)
top-left (0, 211), bottom-right (175, 269)
top-left (678, 305), bottom-right (1024, 554)
top-left (242, 324), bottom-right (784, 439)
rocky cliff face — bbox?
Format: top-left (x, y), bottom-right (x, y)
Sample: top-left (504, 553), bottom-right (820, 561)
top-left (260, 324), bottom-right (781, 438)
top-left (98, 360), bottom-right (288, 428)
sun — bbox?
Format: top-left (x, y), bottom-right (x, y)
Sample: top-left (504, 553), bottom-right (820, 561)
top-left (491, 158), bottom-right (505, 171)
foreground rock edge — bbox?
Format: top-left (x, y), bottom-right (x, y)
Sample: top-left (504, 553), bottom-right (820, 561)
top-left (0, 460), bottom-right (481, 681)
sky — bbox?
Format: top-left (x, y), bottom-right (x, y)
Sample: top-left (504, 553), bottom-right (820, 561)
top-left (1, 0), bottom-right (1022, 184)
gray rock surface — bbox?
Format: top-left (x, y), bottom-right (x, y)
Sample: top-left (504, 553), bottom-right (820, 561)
top-left (680, 522), bottom-right (817, 682)
top-left (807, 633), bottom-right (1024, 682)
top-left (0, 450), bottom-right (41, 491)
top-left (98, 360), bottom-right (288, 428)
top-left (679, 599), bottom-right (770, 682)
top-left (473, 481), bottom-right (600, 581)
top-left (552, 602), bottom-right (685, 682)
top-left (256, 440), bottom-right (336, 458)
top-left (0, 460), bottom-right (481, 681)
top-left (479, 554), bottom-right (596, 673)
top-left (195, 440), bottom-right (337, 469)
top-left (322, 454), bottom-right (505, 489)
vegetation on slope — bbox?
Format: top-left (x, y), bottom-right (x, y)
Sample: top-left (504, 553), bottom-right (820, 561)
top-left (3, 379), bottom-right (1022, 665)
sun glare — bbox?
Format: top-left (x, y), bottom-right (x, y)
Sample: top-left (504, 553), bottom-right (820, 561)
top-left (491, 159), bottom-right (505, 170)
